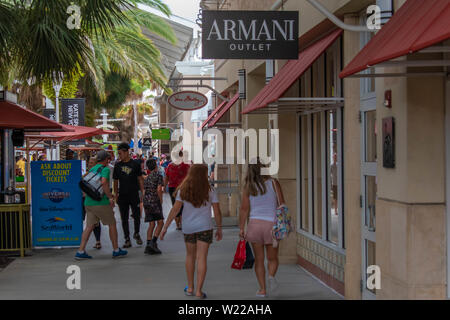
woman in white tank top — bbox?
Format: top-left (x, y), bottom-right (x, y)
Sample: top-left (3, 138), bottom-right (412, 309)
top-left (239, 160), bottom-right (286, 298)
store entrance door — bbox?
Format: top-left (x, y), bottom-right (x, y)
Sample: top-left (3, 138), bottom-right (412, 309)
top-left (361, 92), bottom-right (377, 300)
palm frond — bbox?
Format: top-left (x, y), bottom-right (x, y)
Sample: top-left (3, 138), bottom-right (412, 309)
top-left (127, 9), bottom-right (177, 44)
top-left (132, 0), bottom-right (172, 17)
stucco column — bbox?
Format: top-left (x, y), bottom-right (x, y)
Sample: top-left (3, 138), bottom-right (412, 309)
top-left (342, 14), bottom-right (363, 300)
top-left (376, 70), bottom-right (446, 299)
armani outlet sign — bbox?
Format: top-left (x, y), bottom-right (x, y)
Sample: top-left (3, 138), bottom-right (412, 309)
top-left (202, 11), bottom-right (299, 60)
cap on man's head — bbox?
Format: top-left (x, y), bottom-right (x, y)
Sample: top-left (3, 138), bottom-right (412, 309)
top-left (66, 149), bottom-right (74, 155)
top-left (96, 150), bottom-right (109, 162)
top-left (118, 142), bottom-right (130, 151)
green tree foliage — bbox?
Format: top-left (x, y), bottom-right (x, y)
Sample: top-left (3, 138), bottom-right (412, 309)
top-left (42, 68), bottom-right (84, 103)
top-left (0, 0), bottom-right (176, 95)
top-left (79, 73), bottom-right (132, 127)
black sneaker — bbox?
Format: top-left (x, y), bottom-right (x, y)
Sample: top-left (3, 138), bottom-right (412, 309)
top-left (145, 241), bottom-right (156, 255)
top-left (153, 242), bottom-right (162, 254)
top-left (134, 233), bottom-right (143, 245)
top-left (123, 239), bottom-right (132, 248)
top-left (144, 245), bottom-right (154, 255)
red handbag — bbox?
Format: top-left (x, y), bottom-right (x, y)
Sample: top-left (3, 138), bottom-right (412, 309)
top-left (231, 239), bottom-right (247, 270)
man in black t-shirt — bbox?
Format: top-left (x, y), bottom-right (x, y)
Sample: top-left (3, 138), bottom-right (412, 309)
top-left (113, 142), bottom-right (145, 248)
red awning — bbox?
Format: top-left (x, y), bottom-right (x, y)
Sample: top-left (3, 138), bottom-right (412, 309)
top-left (340, 0), bottom-right (450, 78)
top-left (201, 99), bottom-right (228, 129)
top-left (0, 100), bottom-right (66, 131)
top-left (24, 124), bottom-right (102, 142)
top-left (242, 29), bottom-right (343, 114)
top-left (209, 93), bottom-right (239, 127)
top-left (42, 124), bottom-right (102, 140)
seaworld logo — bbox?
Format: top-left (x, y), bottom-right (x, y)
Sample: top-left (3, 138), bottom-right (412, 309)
top-left (42, 189), bottom-right (70, 203)
top-left (42, 216), bottom-right (72, 232)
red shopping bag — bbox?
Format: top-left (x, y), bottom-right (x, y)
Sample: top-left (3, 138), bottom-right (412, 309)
top-left (231, 240), bottom-right (247, 270)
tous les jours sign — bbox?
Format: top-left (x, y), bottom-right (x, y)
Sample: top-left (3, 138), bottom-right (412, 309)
top-left (168, 91), bottom-right (208, 111)
top-left (202, 10), bottom-right (299, 60)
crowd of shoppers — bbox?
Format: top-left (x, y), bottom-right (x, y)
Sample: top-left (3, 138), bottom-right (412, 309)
top-left (74, 144), bottom-right (286, 299)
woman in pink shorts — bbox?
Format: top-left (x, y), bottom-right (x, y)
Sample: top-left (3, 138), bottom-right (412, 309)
top-left (239, 160), bottom-right (285, 298)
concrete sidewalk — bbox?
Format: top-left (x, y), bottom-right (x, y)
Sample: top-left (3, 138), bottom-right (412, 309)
top-left (0, 194), bottom-right (341, 300)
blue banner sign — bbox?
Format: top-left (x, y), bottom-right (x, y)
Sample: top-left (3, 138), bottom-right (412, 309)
top-left (31, 160), bottom-right (83, 247)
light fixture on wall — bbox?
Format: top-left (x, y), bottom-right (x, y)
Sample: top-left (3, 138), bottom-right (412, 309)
top-left (238, 69), bottom-right (246, 100)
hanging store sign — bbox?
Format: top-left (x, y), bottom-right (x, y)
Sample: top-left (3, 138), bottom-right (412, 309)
top-left (168, 91), bottom-right (208, 111)
top-left (202, 10), bottom-right (299, 60)
top-left (151, 129), bottom-right (171, 140)
top-left (62, 98), bottom-right (85, 145)
top-left (62, 98), bottom-right (85, 126)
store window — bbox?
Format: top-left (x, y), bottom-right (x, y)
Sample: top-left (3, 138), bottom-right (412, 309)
top-left (327, 110), bottom-right (339, 244)
top-left (298, 109), bottom-right (343, 249)
top-left (300, 116), bottom-right (309, 232)
top-left (312, 113), bottom-right (323, 237)
top-left (297, 36), bottom-right (344, 250)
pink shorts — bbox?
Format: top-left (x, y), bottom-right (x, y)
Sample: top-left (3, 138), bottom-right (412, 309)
top-left (246, 219), bottom-right (274, 245)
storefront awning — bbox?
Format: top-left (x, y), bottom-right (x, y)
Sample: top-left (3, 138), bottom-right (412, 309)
top-left (41, 124), bottom-right (102, 141)
top-left (208, 93), bottom-right (239, 127)
top-left (0, 101), bottom-right (67, 131)
top-left (201, 99), bottom-right (228, 129)
top-left (25, 125), bottom-right (116, 146)
top-left (242, 29), bottom-right (343, 114)
top-left (340, 0), bottom-right (450, 78)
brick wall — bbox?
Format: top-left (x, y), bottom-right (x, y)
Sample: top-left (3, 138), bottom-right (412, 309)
top-left (297, 233), bottom-right (345, 295)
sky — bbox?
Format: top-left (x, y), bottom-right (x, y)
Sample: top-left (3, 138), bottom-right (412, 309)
top-left (163, 0), bottom-right (201, 23)
top-left (138, 0), bottom-right (201, 33)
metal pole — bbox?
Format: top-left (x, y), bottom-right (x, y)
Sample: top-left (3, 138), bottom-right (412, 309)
top-left (133, 102), bottom-right (139, 154)
top-left (2, 129), bottom-right (14, 191)
top-left (102, 108), bottom-right (108, 142)
top-left (55, 95), bottom-right (60, 160)
top-left (26, 138), bottom-right (31, 204)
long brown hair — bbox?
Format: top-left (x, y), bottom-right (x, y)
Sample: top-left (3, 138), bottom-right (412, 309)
top-left (175, 164), bottom-right (211, 208)
top-left (244, 159), bottom-right (268, 196)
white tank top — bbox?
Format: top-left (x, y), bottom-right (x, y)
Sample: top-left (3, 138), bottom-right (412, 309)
top-left (249, 179), bottom-right (278, 222)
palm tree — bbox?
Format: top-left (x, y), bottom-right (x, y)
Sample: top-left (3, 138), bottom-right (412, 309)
top-left (1, 0), bottom-right (133, 84)
top-left (0, 0), bottom-right (175, 89)
top-left (85, 8), bottom-right (176, 99)
top-left (0, 2), bottom-right (17, 84)
top-left (78, 72), bottom-right (133, 127)
top-left (116, 80), bottom-right (154, 146)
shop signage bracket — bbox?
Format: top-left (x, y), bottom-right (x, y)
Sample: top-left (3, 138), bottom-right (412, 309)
top-left (168, 77), bottom-right (229, 102)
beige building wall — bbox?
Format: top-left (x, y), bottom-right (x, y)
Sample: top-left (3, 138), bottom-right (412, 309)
top-left (371, 0), bottom-right (448, 300)
top-left (376, 71), bottom-right (447, 300)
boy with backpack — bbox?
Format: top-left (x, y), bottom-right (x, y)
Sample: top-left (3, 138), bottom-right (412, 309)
top-left (75, 150), bottom-right (128, 260)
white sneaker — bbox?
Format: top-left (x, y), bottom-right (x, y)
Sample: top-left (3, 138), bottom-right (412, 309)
top-left (268, 276), bottom-right (279, 295)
